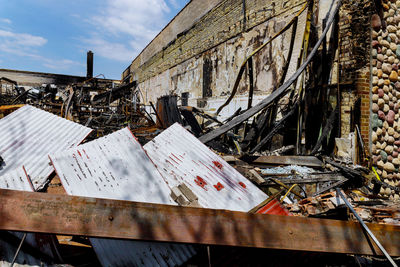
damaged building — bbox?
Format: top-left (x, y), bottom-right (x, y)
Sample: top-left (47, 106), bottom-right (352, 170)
top-left (0, 0), bottom-right (400, 266)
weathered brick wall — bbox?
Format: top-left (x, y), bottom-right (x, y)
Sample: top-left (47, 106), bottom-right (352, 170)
top-left (339, 0), bottom-right (375, 145)
top-left (130, 0), bottom-right (306, 83)
top-left (340, 90), bottom-right (357, 137)
top-left (357, 67), bottom-right (372, 143)
top-left (127, 0), bottom-right (308, 121)
top-left (339, 0), bottom-right (374, 83)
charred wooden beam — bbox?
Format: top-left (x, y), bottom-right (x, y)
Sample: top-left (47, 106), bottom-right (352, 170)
top-left (247, 57), bottom-right (254, 109)
top-left (247, 155), bottom-right (323, 167)
top-left (249, 105), bottom-right (297, 153)
top-left (91, 81), bottom-right (136, 104)
top-left (310, 105), bottom-right (339, 155)
top-left (0, 189), bottom-right (400, 256)
top-left (261, 175), bottom-right (346, 185)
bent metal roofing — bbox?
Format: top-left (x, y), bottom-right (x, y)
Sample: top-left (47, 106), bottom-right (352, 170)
top-left (143, 123), bottom-right (268, 212)
top-left (0, 105), bottom-right (92, 190)
top-left (49, 127), bottom-right (195, 267)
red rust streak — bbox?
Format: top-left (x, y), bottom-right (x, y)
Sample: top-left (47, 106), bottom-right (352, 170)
top-left (239, 182), bottom-right (246, 188)
top-left (213, 161), bottom-right (223, 169)
top-left (194, 176), bottom-right (208, 190)
top-left (213, 182), bottom-right (224, 191)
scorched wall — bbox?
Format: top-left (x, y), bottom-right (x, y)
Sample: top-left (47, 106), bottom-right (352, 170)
top-left (124, 0), bottom-right (307, 120)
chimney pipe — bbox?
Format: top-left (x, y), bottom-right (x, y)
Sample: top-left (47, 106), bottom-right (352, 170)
top-left (87, 51), bottom-right (93, 79)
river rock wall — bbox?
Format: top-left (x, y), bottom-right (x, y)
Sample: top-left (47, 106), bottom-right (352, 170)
top-left (371, 0), bottom-right (400, 200)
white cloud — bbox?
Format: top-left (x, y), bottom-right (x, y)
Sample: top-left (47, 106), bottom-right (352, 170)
top-left (0, 18), bottom-right (12, 24)
top-left (70, 13), bottom-right (81, 19)
top-left (0, 29), bottom-right (48, 61)
top-left (83, 0), bottom-right (174, 62)
top-left (0, 29), bottom-right (47, 47)
top-left (42, 59), bottom-right (84, 70)
top-left (82, 36), bottom-right (135, 62)
top-left (168, 0), bottom-right (180, 9)
top-left (93, 0), bottom-right (169, 40)
top-left (0, 29), bottom-right (81, 71)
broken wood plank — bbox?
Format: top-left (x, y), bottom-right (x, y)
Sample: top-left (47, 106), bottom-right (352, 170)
top-left (251, 155), bottom-right (323, 167)
top-left (1, 189), bottom-right (400, 256)
top-left (199, 1), bottom-right (341, 144)
top-left (248, 169), bottom-right (266, 185)
top-left (262, 175), bottom-right (346, 185)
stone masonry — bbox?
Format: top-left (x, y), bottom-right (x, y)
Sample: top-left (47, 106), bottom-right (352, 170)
top-left (371, 0), bottom-right (400, 199)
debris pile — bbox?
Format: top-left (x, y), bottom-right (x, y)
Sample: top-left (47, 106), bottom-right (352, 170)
top-left (0, 76), bottom-right (155, 137)
top-left (0, 0), bottom-right (400, 266)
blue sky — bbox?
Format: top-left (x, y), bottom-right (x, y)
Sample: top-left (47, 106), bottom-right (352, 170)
top-left (0, 0), bottom-right (189, 79)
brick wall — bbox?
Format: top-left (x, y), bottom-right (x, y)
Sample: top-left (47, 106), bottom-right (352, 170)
top-left (357, 67), bottom-right (372, 144)
top-left (129, 0), bottom-right (305, 83)
top-left (339, 0), bottom-right (375, 145)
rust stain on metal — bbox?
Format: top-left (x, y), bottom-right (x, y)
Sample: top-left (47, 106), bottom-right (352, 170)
top-left (213, 161), bottom-right (223, 169)
top-left (213, 182), bottom-right (224, 191)
top-left (194, 175), bottom-right (208, 190)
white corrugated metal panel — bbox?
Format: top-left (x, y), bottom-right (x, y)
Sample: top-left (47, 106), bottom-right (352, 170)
top-left (0, 168), bottom-right (33, 191)
top-left (0, 105), bottom-right (92, 190)
top-left (144, 123), bottom-right (268, 212)
top-left (49, 127), bottom-right (195, 267)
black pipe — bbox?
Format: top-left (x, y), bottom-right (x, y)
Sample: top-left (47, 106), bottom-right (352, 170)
top-left (87, 51), bottom-right (93, 79)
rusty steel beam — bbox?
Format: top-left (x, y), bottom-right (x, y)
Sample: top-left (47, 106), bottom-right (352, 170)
top-left (0, 189), bottom-right (399, 256)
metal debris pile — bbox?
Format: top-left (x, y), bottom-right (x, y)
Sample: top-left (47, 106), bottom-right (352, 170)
top-left (0, 76), bottom-right (155, 137)
top-left (0, 104), bottom-right (398, 266)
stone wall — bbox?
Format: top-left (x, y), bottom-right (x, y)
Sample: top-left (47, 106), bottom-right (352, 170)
top-left (370, 0), bottom-right (400, 199)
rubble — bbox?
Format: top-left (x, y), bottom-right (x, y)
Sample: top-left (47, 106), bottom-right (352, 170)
top-left (0, 0), bottom-right (400, 266)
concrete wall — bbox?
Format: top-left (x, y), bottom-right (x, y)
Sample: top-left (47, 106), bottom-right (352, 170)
top-left (126, 0), bottom-right (307, 120)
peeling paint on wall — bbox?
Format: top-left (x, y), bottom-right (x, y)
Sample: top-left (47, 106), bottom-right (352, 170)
top-left (131, 0), bottom-right (307, 120)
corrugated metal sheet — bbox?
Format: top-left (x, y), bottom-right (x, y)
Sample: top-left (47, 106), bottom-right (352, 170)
top-left (143, 123), bottom-right (268, 212)
top-left (0, 168), bottom-right (33, 191)
top-left (256, 199), bottom-right (292, 215)
top-left (0, 105), bottom-right (92, 190)
top-left (49, 127), bottom-right (196, 267)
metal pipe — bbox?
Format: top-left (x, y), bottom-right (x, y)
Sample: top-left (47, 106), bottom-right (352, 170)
top-left (87, 51), bottom-right (94, 79)
top-left (10, 233), bottom-right (27, 267)
top-left (337, 189), bottom-right (398, 267)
